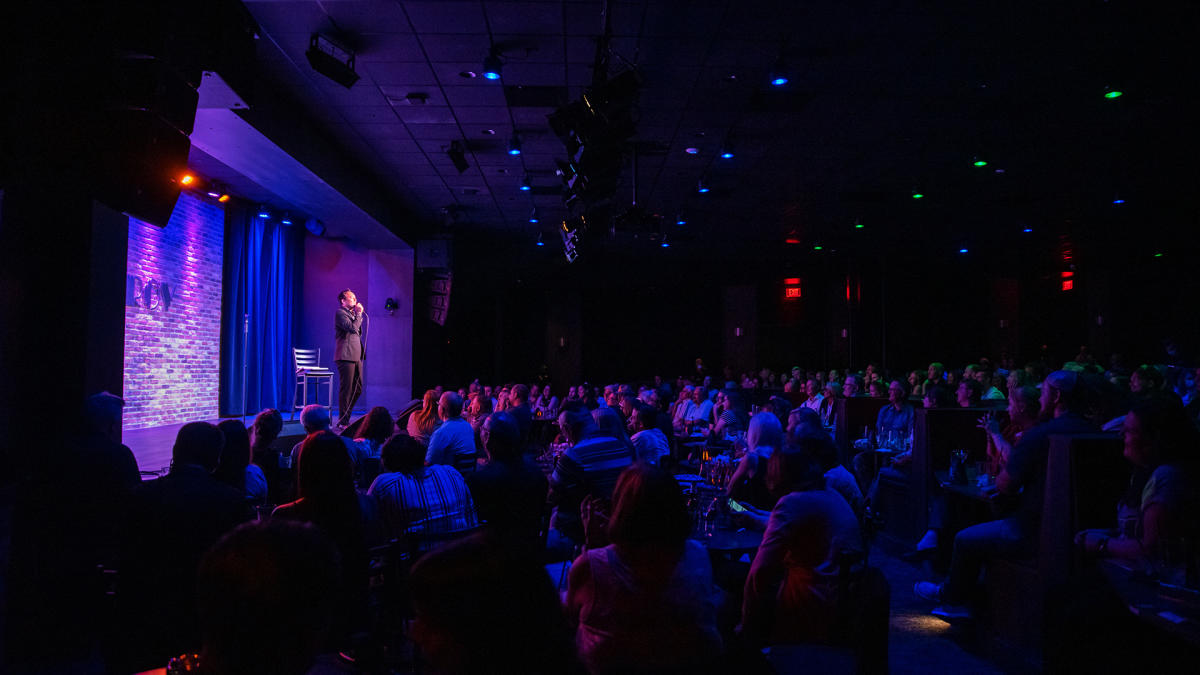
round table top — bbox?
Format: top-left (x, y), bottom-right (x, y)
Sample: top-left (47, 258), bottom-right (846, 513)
top-left (694, 526), bottom-right (763, 553)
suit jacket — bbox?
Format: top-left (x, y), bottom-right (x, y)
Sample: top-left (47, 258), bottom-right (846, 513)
top-left (335, 306), bottom-right (365, 362)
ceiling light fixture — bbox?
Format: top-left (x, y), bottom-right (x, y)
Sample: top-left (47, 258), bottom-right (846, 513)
top-left (1104, 89), bottom-right (1123, 99)
top-left (529, 208), bottom-right (540, 223)
top-left (256, 205), bottom-right (271, 219)
top-left (973, 158), bottom-right (988, 167)
top-left (536, 232), bottom-right (545, 247)
top-left (508, 133), bottom-right (522, 156)
top-left (685, 147), bottom-right (699, 154)
top-left (675, 213), bottom-right (687, 226)
top-left (719, 143), bottom-right (735, 159)
top-left (280, 213), bottom-right (293, 226)
top-left (911, 191), bottom-right (924, 199)
top-left (482, 49), bottom-right (503, 80)
top-left (697, 178), bottom-right (710, 193)
top-left (447, 141), bottom-right (470, 173)
top-left (306, 34), bottom-right (360, 89)
top-left (520, 175), bottom-right (532, 191)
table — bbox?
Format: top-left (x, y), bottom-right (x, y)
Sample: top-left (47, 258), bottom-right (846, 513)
top-left (934, 469), bottom-right (997, 503)
top-left (694, 526), bottom-right (763, 554)
top-left (1099, 558), bottom-right (1200, 648)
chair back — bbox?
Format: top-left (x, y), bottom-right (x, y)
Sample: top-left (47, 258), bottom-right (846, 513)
top-left (294, 348), bottom-right (322, 371)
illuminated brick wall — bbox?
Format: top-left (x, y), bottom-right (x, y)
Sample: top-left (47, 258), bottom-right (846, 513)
top-left (123, 193), bottom-right (224, 430)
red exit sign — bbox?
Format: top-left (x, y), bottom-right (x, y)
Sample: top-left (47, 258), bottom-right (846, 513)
top-left (785, 287), bottom-right (802, 298)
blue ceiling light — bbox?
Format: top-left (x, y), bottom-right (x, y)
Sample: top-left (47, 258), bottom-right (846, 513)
top-left (280, 213), bottom-right (293, 226)
top-left (661, 241), bottom-right (670, 248)
top-left (770, 76), bottom-right (788, 86)
top-left (520, 175), bottom-right (532, 191)
top-left (536, 233), bottom-right (545, 247)
top-left (508, 133), bottom-right (522, 156)
top-left (528, 208), bottom-right (540, 224)
top-left (1112, 198), bottom-right (1125, 205)
top-left (257, 205), bottom-right (271, 219)
top-left (1022, 227), bottom-right (1033, 233)
top-left (675, 213), bottom-right (687, 226)
top-left (697, 178), bottom-right (710, 193)
top-left (958, 247), bottom-right (969, 254)
top-left (720, 148), bottom-right (735, 159)
top-left (684, 147), bottom-right (699, 154)
top-left (481, 51), bottom-right (502, 80)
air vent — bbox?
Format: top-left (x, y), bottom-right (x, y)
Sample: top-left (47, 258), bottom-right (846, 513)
top-left (388, 92), bottom-right (430, 106)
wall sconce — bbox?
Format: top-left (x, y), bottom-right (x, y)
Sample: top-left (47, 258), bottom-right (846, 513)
top-left (384, 298), bottom-right (398, 315)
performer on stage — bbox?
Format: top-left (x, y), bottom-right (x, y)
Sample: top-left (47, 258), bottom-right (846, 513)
top-left (334, 289), bottom-right (366, 428)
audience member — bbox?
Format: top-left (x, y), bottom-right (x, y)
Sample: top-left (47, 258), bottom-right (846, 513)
top-left (215, 419), bottom-right (266, 505)
top-left (548, 403), bottom-right (635, 544)
top-left (117, 422), bottom-right (250, 672)
top-left (739, 438), bottom-right (863, 647)
top-left (407, 389), bottom-right (441, 446)
top-left (629, 403), bottom-right (671, 465)
top-left (409, 531), bottom-right (583, 674)
top-left (567, 464), bottom-right (723, 673)
top-left (955, 378), bottom-right (984, 408)
top-left (273, 431), bottom-right (381, 640)
top-left (1076, 394), bottom-right (1199, 561)
top-left (726, 412), bottom-right (786, 510)
top-left (467, 412), bottom-right (548, 549)
top-left (426, 391), bottom-right (477, 467)
top-left (194, 520), bottom-right (342, 675)
top-left (369, 434), bottom-right (478, 545)
top-left (250, 407), bottom-right (285, 503)
top-left (289, 404), bottom-right (358, 472)
top-left (352, 405), bottom-right (394, 485)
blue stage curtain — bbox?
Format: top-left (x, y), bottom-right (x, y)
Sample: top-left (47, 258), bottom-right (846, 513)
top-left (220, 203), bottom-right (305, 417)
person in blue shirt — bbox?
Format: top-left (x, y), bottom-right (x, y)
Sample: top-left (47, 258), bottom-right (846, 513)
top-left (425, 392), bottom-right (477, 467)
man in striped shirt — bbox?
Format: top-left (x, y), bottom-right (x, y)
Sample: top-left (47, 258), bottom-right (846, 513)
top-left (369, 434), bottom-right (478, 546)
top-left (548, 401), bottom-right (635, 543)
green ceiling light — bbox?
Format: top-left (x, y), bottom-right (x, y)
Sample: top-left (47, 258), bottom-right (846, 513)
top-left (855, 223), bottom-right (864, 229)
top-left (813, 245), bottom-right (823, 251)
top-left (1154, 252), bottom-right (1163, 257)
top-left (911, 192), bottom-right (924, 199)
top-left (1104, 90), bottom-right (1123, 99)
top-left (973, 159), bottom-right (988, 167)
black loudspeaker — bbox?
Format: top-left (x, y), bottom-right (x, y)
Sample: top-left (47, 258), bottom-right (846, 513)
top-left (426, 272), bottom-right (452, 326)
top-left (95, 111), bottom-right (191, 227)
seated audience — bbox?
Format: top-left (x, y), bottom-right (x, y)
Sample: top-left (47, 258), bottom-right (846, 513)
top-left (193, 520), bottom-right (342, 675)
top-left (508, 383), bottom-right (534, 442)
top-left (567, 464), bottom-right (723, 674)
top-left (955, 378), bottom-right (984, 408)
top-left (682, 385), bottom-right (715, 434)
top-left (593, 405), bottom-right (636, 455)
top-left (117, 422), bottom-right (250, 672)
top-left (726, 412), bottom-right (786, 510)
top-left (352, 405), bottom-right (394, 485)
top-left (629, 403), bottom-right (671, 465)
top-left (712, 388), bottom-right (749, 439)
top-left (916, 370), bottom-right (1097, 619)
top-left (739, 437), bottom-right (863, 646)
top-left (1076, 394), bottom-right (1199, 561)
top-left (289, 404), bottom-right (358, 472)
top-left (799, 379), bottom-right (823, 414)
top-left (273, 431), bottom-right (381, 640)
top-left (853, 380), bottom-right (915, 493)
top-left (369, 434), bottom-right (478, 543)
top-left (467, 412), bottom-right (548, 549)
top-left (409, 531), bottom-right (583, 674)
top-left (534, 384), bottom-right (560, 420)
top-left (548, 403), bottom-right (635, 544)
top-left (216, 419), bottom-right (267, 505)
top-left (426, 391), bottom-right (477, 466)
top-left (407, 389), bottom-right (442, 446)
top-left (250, 407), bottom-right (285, 503)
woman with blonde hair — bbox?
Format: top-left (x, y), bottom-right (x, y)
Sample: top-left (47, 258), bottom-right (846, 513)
top-left (407, 389), bottom-right (441, 446)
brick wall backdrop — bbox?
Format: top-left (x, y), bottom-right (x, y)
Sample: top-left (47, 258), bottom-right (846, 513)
top-left (123, 193), bottom-right (224, 430)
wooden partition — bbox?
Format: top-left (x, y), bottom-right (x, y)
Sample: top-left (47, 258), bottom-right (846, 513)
top-left (874, 407), bottom-right (988, 543)
top-left (982, 432), bottom-right (1123, 667)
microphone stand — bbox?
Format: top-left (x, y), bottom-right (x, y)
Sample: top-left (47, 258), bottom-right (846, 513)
top-left (241, 313), bottom-right (249, 423)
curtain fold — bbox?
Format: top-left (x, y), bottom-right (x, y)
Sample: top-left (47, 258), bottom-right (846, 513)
top-left (220, 204), bottom-right (304, 416)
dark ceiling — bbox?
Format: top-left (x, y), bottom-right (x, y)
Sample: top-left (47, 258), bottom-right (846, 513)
top-left (239, 0), bottom-right (1198, 263)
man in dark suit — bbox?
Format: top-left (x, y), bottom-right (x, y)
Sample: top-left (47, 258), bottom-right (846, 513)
top-left (335, 288), bottom-right (366, 428)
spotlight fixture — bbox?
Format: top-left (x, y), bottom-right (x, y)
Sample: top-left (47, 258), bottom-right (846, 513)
top-left (854, 221), bottom-right (864, 229)
top-left (482, 49), bottom-right (503, 80)
top-left (1022, 226), bottom-right (1033, 233)
top-left (305, 218), bottom-right (326, 236)
top-left (257, 205), bottom-right (271, 219)
top-left (911, 191), bottom-right (924, 199)
top-left (218, 194), bottom-right (230, 203)
top-left (179, 173), bottom-right (196, 186)
top-left (447, 141), bottom-right (470, 173)
top-left (520, 175), bottom-right (532, 191)
top-left (1104, 88), bottom-right (1123, 99)
top-left (973, 158), bottom-right (988, 167)
top-left (1112, 197), bottom-right (1126, 205)
top-left (660, 237), bottom-right (670, 248)
top-left (812, 245), bottom-right (823, 251)
top-left (684, 147), bottom-right (699, 154)
top-left (280, 213), bottom-right (293, 226)
top-left (529, 208), bottom-right (540, 223)
top-left (767, 57), bottom-right (789, 86)
top-left (306, 34), bottom-right (360, 89)
top-left (719, 144), bottom-right (735, 159)
top-left (507, 134), bottom-right (522, 156)
top-left (697, 178), bottom-right (710, 193)
top-left (675, 213), bottom-right (687, 226)
top-left (206, 189), bottom-right (220, 198)
top-left (958, 247), bottom-right (969, 254)
top-left (536, 232), bottom-right (545, 247)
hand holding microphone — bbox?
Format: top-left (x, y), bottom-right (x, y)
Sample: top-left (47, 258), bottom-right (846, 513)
top-left (355, 302), bottom-right (364, 315)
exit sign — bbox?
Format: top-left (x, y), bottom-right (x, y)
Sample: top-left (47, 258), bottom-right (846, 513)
top-left (785, 287), bottom-right (802, 299)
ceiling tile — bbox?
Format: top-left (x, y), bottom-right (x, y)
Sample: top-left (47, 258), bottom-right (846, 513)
top-left (404, 1), bottom-right (489, 35)
top-left (485, 2), bottom-right (565, 35)
top-left (362, 61), bottom-right (439, 86)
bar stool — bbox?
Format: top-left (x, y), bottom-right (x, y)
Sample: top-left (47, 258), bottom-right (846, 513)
top-left (292, 347), bottom-right (334, 419)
